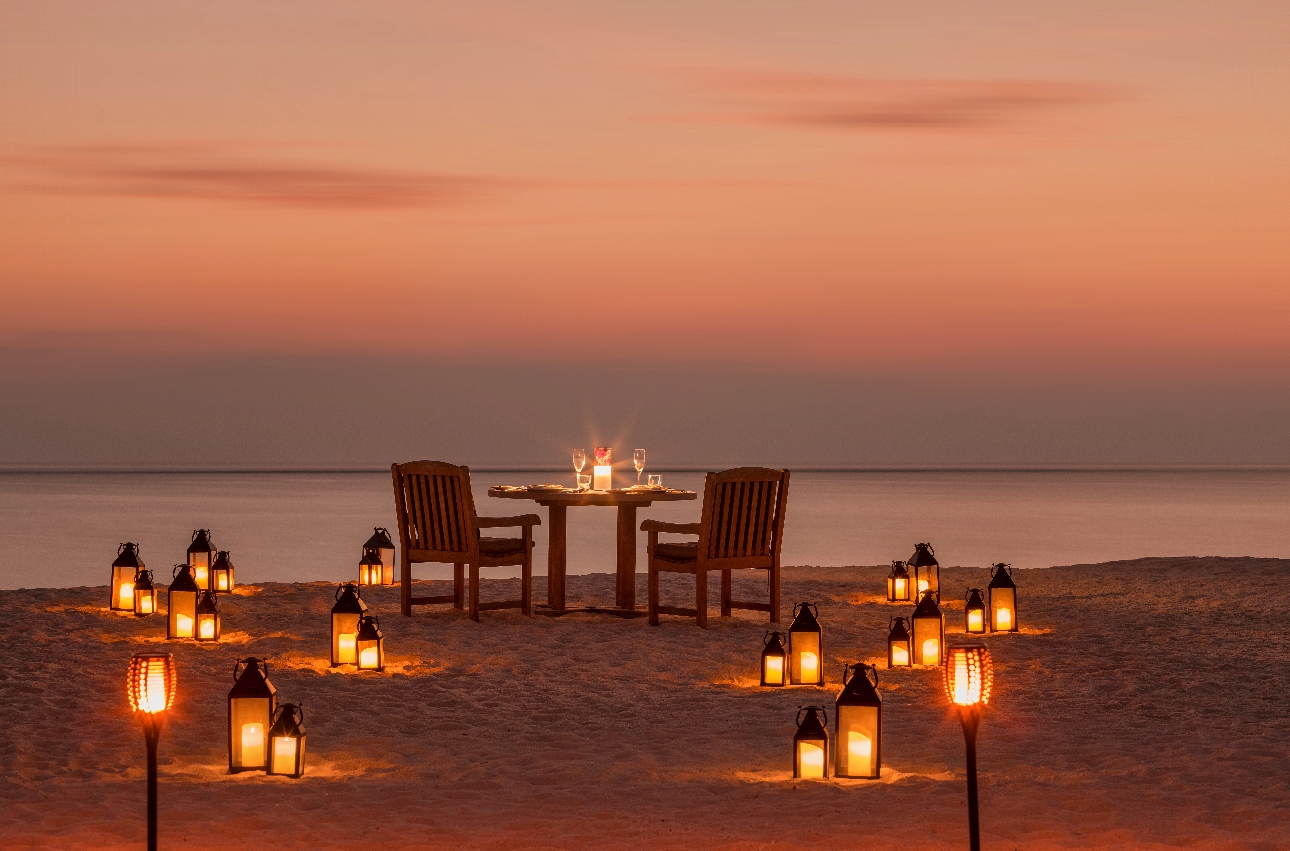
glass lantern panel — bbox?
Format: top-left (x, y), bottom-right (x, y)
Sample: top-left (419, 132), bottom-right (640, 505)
top-left (912, 615), bottom-right (942, 665)
top-left (763, 654), bottom-right (784, 686)
top-left (380, 547), bottom-right (395, 585)
top-left (189, 553), bottom-right (211, 590)
top-left (836, 705), bottom-right (879, 779)
top-left (889, 641), bottom-right (910, 667)
top-left (136, 591), bottom-right (155, 615)
top-left (790, 632), bottom-right (821, 684)
top-left (991, 588), bottom-right (1017, 631)
top-left (230, 698), bottom-right (273, 769)
top-left (197, 614), bottom-right (218, 640)
top-left (967, 609), bottom-right (985, 633)
top-left (796, 741), bottom-right (826, 779)
top-left (332, 613), bottom-right (360, 665)
top-left (271, 735), bottom-right (298, 775)
top-left (357, 640), bottom-right (382, 670)
top-left (169, 591), bottom-right (197, 638)
top-left (114, 569), bottom-right (136, 610)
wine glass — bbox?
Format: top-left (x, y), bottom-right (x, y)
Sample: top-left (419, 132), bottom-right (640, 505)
top-left (633, 449), bottom-right (646, 485)
top-left (572, 449), bottom-right (586, 489)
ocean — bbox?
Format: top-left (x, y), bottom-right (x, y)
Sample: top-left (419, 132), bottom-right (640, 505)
top-left (2, 469), bottom-right (1287, 590)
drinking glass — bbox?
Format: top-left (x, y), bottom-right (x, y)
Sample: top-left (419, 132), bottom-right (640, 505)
top-left (577, 474), bottom-right (591, 491)
top-left (633, 449), bottom-right (646, 485)
top-left (572, 449), bottom-right (586, 489)
top-left (647, 475), bottom-right (663, 488)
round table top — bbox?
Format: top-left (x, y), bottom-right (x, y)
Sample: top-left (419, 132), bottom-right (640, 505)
top-left (488, 485), bottom-right (697, 506)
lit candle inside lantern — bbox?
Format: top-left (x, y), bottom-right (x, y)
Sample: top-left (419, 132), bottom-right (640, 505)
top-left (967, 610), bottom-right (983, 632)
top-left (921, 638), bottom-right (939, 665)
top-left (139, 595), bottom-right (153, 614)
top-left (848, 731), bottom-right (873, 762)
top-left (199, 618), bottom-right (215, 639)
top-left (894, 578), bottom-right (907, 598)
top-left (272, 736), bottom-right (297, 774)
top-left (764, 656), bottom-right (783, 684)
top-left (175, 613), bottom-right (193, 638)
top-left (241, 722), bottom-right (264, 754)
top-left (118, 583), bottom-right (134, 608)
top-left (798, 742), bottom-right (825, 778)
top-left (996, 608), bottom-right (1013, 631)
top-left (918, 579), bottom-right (929, 594)
top-left (194, 565), bottom-right (208, 587)
top-left (359, 646), bottom-right (379, 668)
top-left (891, 645), bottom-right (909, 666)
top-left (216, 573), bottom-right (229, 591)
top-left (800, 651), bottom-right (819, 683)
top-left (338, 633), bottom-right (356, 664)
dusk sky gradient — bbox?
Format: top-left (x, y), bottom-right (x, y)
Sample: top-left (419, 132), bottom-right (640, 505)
top-left (2, 2), bottom-right (1287, 468)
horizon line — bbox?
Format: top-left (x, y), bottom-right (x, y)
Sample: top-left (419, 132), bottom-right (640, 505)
top-left (2, 464), bottom-right (1288, 475)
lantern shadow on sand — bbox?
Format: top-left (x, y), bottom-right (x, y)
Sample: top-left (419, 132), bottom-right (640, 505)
top-left (793, 705), bottom-right (829, 779)
top-left (228, 658), bottom-right (276, 773)
top-left (944, 639), bottom-right (994, 851)
top-left (111, 543), bottom-right (144, 612)
top-left (834, 663), bottom-right (881, 779)
top-left (126, 652), bottom-right (176, 851)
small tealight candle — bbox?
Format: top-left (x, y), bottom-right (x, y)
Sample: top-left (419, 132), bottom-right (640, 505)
top-left (798, 742), bottom-right (825, 779)
top-left (800, 651), bottom-right (819, 683)
top-left (175, 613), bottom-right (193, 638)
top-left (216, 574), bottom-right (229, 591)
top-left (996, 608), bottom-right (1013, 631)
top-left (338, 633), bottom-right (357, 664)
top-left (241, 722), bottom-right (264, 753)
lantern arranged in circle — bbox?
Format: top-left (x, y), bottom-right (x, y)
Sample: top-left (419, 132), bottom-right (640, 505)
top-left (331, 583), bottom-right (368, 667)
top-left (886, 560), bottom-right (911, 603)
top-left (788, 602), bottom-right (823, 686)
top-left (195, 591), bottom-right (221, 642)
top-left (911, 590), bottom-right (945, 666)
top-left (362, 527), bottom-right (397, 586)
top-left (167, 565), bottom-right (200, 640)
top-left (210, 551), bottom-right (235, 594)
top-left (267, 703), bottom-right (307, 778)
top-left (834, 663), bottom-right (881, 779)
top-left (228, 657), bottom-right (277, 773)
top-left (988, 563), bottom-right (1018, 633)
top-left (355, 614), bottom-right (385, 672)
top-left (793, 706), bottom-right (830, 779)
top-left (358, 547), bottom-right (382, 587)
top-left (133, 569), bottom-right (158, 617)
top-left (111, 542), bottom-right (145, 612)
top-left (887, 617), bottom-right (912, 668)
top-left (187, 530), bottom-right (216, 591)
top-left (761, 631), bottom-right (787, 687)
top-left (909, 542), bottom-right (939, 602)
top-left (964, 588), bottom-right (987, 635)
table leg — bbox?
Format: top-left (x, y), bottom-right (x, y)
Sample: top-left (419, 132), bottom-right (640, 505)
top-left (547, 504), bottom-right (567, 610)
top-left (616, 504), bottom-right (637, 610)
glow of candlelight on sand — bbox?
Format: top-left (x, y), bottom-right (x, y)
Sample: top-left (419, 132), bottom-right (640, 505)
top-left (798, 742), bottom-right (825, 778)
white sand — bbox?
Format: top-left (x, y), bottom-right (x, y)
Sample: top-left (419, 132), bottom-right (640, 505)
top-left (3, 558), bottom-right (1288, 849)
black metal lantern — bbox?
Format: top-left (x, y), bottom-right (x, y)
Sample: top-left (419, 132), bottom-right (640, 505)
top-left (210, 551), bottom-right (235, 594)
top-left (167, 565), bottom-right (199, 640)
top-left (358, 546), bottom-right (382, 587)
top-left (788, 602), bottom-right (823, 686)
top-left (835, 663), bottom-right (881, 779)
top-left (187, 529), bottom-right (216, 591)
top-left (988, 563), bottom-right (1018, 633)
top-left (909, 542), bottom-right (939, 603)
top-left (887, 616), bottom-right (912, 668)
top-left (267, 703), bottom-right (307, 778)
top-left (911, 590), bottom-right (945, 666)
top-left (228, 657), bottom-right (277, 773)
top-left (133, 569), bottom-right (158, 617)
top-left (355, 614), bottom-right (385, 672)
top-left (111, 542), bottom-right (145, 612)
top-left (793, 705), bottom-right (830, 779)
top-left (331, 583), bottom-right (368, 667)
top-left (195, 591), bottom-right (220, 642)
top-left (965, 588), bottom-right (987, 635)
top-left (362, 527), bottom-right (397, 586)
top-left (886, 560), bottom-right (911, 603)
top-left (761, 631), bottom-right (787, 687)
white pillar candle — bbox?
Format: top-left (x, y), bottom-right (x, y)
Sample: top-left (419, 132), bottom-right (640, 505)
top-left (241, 722), bottom-right (264, 754)
top-left (967, 610), bottom-right (983, 632)
top-left (891, 645), bottom-right (909, 666)
top-left (272, 737), bottom-right (297, 774)
top-left (894, 578), bottom-right (906, 598)
top-left (359, 646), bottom-right (379, 668)
top-left (118, 584), bottom-right (134, 608)
top-left (921, 637), bottom-right (939, 665)
top-left (338, 633), bottom-right (357, 664)
top-left (798, 742), bottom-right (825, 779)
top-left (593, 465), bottom-right (612, 491)
top-left (139, 595), bottom-right (153, 614)
top-left (997, 608), bottom-right (1013, 630)
top-left (918, 579), bottom-right (929, 594)
top-left (800, 651), bottom-right (819, 683)
top-left (175, 613), bottom-right (193, 638)
top-left (764, 656), bottom-right (783, 684)
top-left (848, 731), bottom-right (872, 762)
top-left (199, 618), bottom-right (215, 639)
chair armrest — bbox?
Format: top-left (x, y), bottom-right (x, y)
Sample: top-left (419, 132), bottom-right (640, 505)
top-left (477, 514), bottom-right (542, 528)
top-left (640, 519), bottom-right (702, 534)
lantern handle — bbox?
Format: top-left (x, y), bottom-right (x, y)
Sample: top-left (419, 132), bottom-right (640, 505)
top-left (796, 705), bottom-right (827, 726)
top-left (763, 630), bottom-right (783, 646)
top-left (172, 563), bottom-right (187, 579)
top-left (336, 582), bottom-right (361, 601)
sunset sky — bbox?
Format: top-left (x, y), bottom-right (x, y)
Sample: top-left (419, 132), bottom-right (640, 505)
top-left (2, 2), bottom-right (1287, 468)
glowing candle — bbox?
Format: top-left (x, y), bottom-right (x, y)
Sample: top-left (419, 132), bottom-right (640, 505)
top-left (593, 465), bottom-right (611, 490)
top-left (175, 613), bottom-right (193, 638)
top-left (118, 583), bottom-right (134, 608)
top-left (894, 578), bottom-right (906, 598)
top-left (359, 646), bottom-right (378, 668)
top-left (996, 608), bottom-right (1013, 630)
top-left (848, 731), bottom-right (873, 763)
top-left (216, 574), bottom-right (229, 591)
top-left (891, 645), bottom-right (909, 666)
top-left (764, 656), bottom-right (783, 684)
top-left (338, 633), bottom-right (356, 664)
top-left (800, 651), bottom-right (819, 683)
top-left (139, 595), bottom-right (153, 614)
top-left (199, 618), bottom-right (214, 639)
top-left (921, 638), bottom-right (939, 665)
top-left (967, 610), bottom-right (983, 632)
top-left (194, 566), bottom-right (208, 587)
top-left (271, 736), bottom-right (297, 774)
top-left (241, 722), bottom-right (264, 754)
top-left (918, 579), bottom-right (929, 594)
top-left (798, 742), bottom-right (825, 778)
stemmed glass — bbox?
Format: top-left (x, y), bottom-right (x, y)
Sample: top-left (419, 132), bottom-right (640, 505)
top-left (633, 449), bottom-right (646, 486)
top-left (572, 449), bottom-right (587, 489)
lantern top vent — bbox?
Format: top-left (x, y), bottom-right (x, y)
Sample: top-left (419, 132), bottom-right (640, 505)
top-left (988, 563), bottom-right (1016, 588)
top-left (363, 528), bottom-right (395, 550)
top-left (230, 657), bottom-right (276, 698)
top-left (837, 663), bottom-right (881, 707)
top-left (187, 529), bottom-right (215, 554)
top-left (912, 591), bottom-right (942, 618)
top-left (789, 602), bottom-right (820, 632)
top-left (169, 564), bottom-right (199, 591)
top-left (113, 542), bottom-right (144, 569)
top-left (333, 582), bottom-right (368, 614)
top-left (908, 543), bottom-right (938, 567)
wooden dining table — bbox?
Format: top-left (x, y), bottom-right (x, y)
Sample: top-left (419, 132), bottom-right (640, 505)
top-left (488, 485), bottom-right (697, 614)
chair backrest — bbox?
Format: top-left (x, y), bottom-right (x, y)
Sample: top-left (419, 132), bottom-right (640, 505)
top-left (390, 461), bottom-right (480, 562)
top-left (696, 467), bottom-right (790, 567)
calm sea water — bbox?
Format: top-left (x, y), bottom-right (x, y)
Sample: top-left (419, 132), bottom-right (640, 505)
top-left (2, 470), bottom-right (1287, 590)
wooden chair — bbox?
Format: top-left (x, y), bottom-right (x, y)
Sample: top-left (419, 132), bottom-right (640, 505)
top-left (642, 467), bottom-right (790, 628)
top-left (391, 461), bottom-right (540, 622)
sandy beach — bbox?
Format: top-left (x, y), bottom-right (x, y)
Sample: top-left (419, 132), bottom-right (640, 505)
top-left (3, 557), bottom-right (1288, 850)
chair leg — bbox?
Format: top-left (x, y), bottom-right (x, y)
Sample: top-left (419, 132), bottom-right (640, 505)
top-left (454, 563), bottom-right (465, 609)
top-left (521, 532), bottom-right (533, 617)
top-left (720, 570), bottom-right (732, 617)
top-left (647, 532), bottom-right (659, 626)
top-left (469, 564), bottom-right (480, 623)
top-left (770, 562), bottom-right (780, 623)
top-left (400, 556), bottom-right (411, 617)
top-left (696, 569), bottom-right (708, 629)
